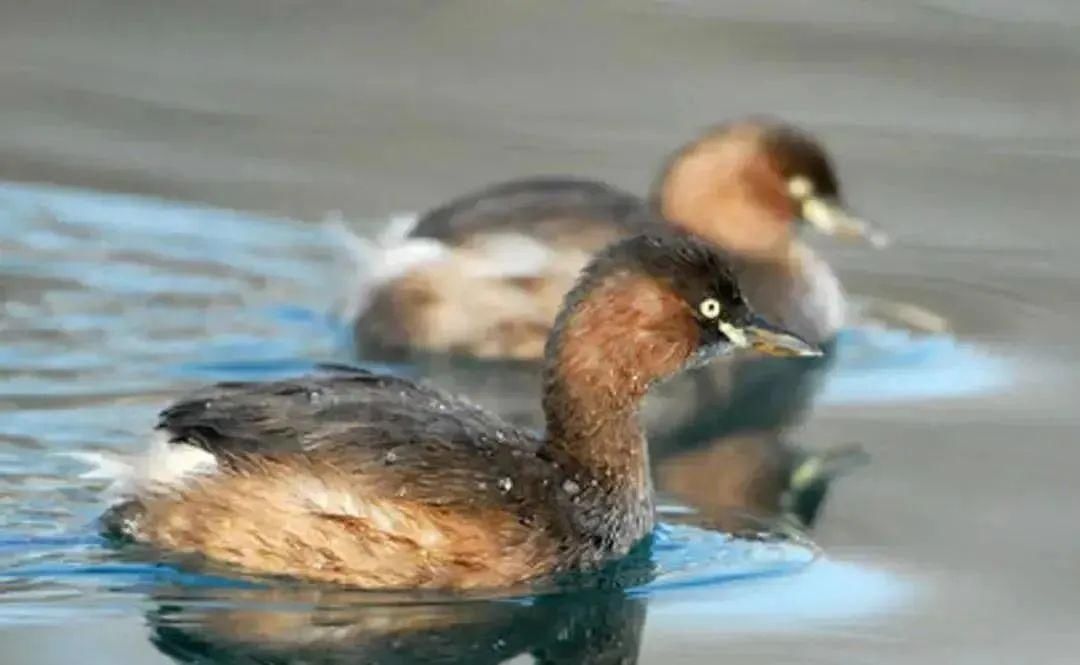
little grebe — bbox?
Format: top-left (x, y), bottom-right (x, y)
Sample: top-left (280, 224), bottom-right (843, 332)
top-left (351, 118), bottom-right (884, 360)
top-left (102, 232), bottom-right (818, 590)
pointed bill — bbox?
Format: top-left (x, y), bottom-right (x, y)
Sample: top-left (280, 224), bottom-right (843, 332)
top-left (738, 316), bottom-right (823, 358)
top-left (801, 197), bottom-right (889, 248)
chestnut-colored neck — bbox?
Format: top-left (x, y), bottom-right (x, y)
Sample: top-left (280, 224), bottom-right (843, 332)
top-left (541, 273), bottom-right (695, 492)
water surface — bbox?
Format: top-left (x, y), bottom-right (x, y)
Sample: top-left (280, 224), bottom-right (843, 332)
top-left (1, 1), bottom-right (1079, 663)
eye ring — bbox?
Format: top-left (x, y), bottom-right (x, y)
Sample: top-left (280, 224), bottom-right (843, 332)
top-left (699, 298), bottom-right (722, 319)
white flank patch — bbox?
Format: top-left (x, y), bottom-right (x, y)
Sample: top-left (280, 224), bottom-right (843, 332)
top-left (324, 212), bottom-right (449, 320)
top-left (66, 432), bottom-right (218, 498)
top-left (138, 432), bottom-right (219, 489)
top-left (459, 232), bottom-right (559, 279)
top-left (325, 212), bottom-right (565, 320)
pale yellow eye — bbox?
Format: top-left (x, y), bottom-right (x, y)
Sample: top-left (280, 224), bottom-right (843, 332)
top-left (788, 175), bottom-right (814, 200)
top-left (699, 298), bottom-right (722, 319)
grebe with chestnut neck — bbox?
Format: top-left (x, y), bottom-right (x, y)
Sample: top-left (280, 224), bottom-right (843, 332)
top-left (351, 118), bottom-right (884, 362)
top-left (101, 231), bottom-right (818, 590)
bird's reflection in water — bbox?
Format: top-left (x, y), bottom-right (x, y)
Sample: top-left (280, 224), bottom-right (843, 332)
top-left (650, 342), bottom-right (867, 532)
top-left (148, 553), bottom-right (652, 665)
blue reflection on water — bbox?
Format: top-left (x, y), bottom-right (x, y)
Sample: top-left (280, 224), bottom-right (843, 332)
top-left (822, 327), bottom-right (1010, 405)
top-left (648, 557), bottom-right (913, 633)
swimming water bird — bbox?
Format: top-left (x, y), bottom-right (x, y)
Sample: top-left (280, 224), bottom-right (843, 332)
top-left (351, 118), bottom-right (883, 361)
top-left (344, 120), bottom-right (879, 529)
top-left (101, 232), bottom-right (819, 590)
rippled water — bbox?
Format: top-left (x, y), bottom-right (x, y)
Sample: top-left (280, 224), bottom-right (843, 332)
top-left (1, 1), bottom-right (1079, 663)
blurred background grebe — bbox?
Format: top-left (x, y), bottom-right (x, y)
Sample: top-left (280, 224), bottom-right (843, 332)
top-left (1, 1), bottom-right (1078, 663)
